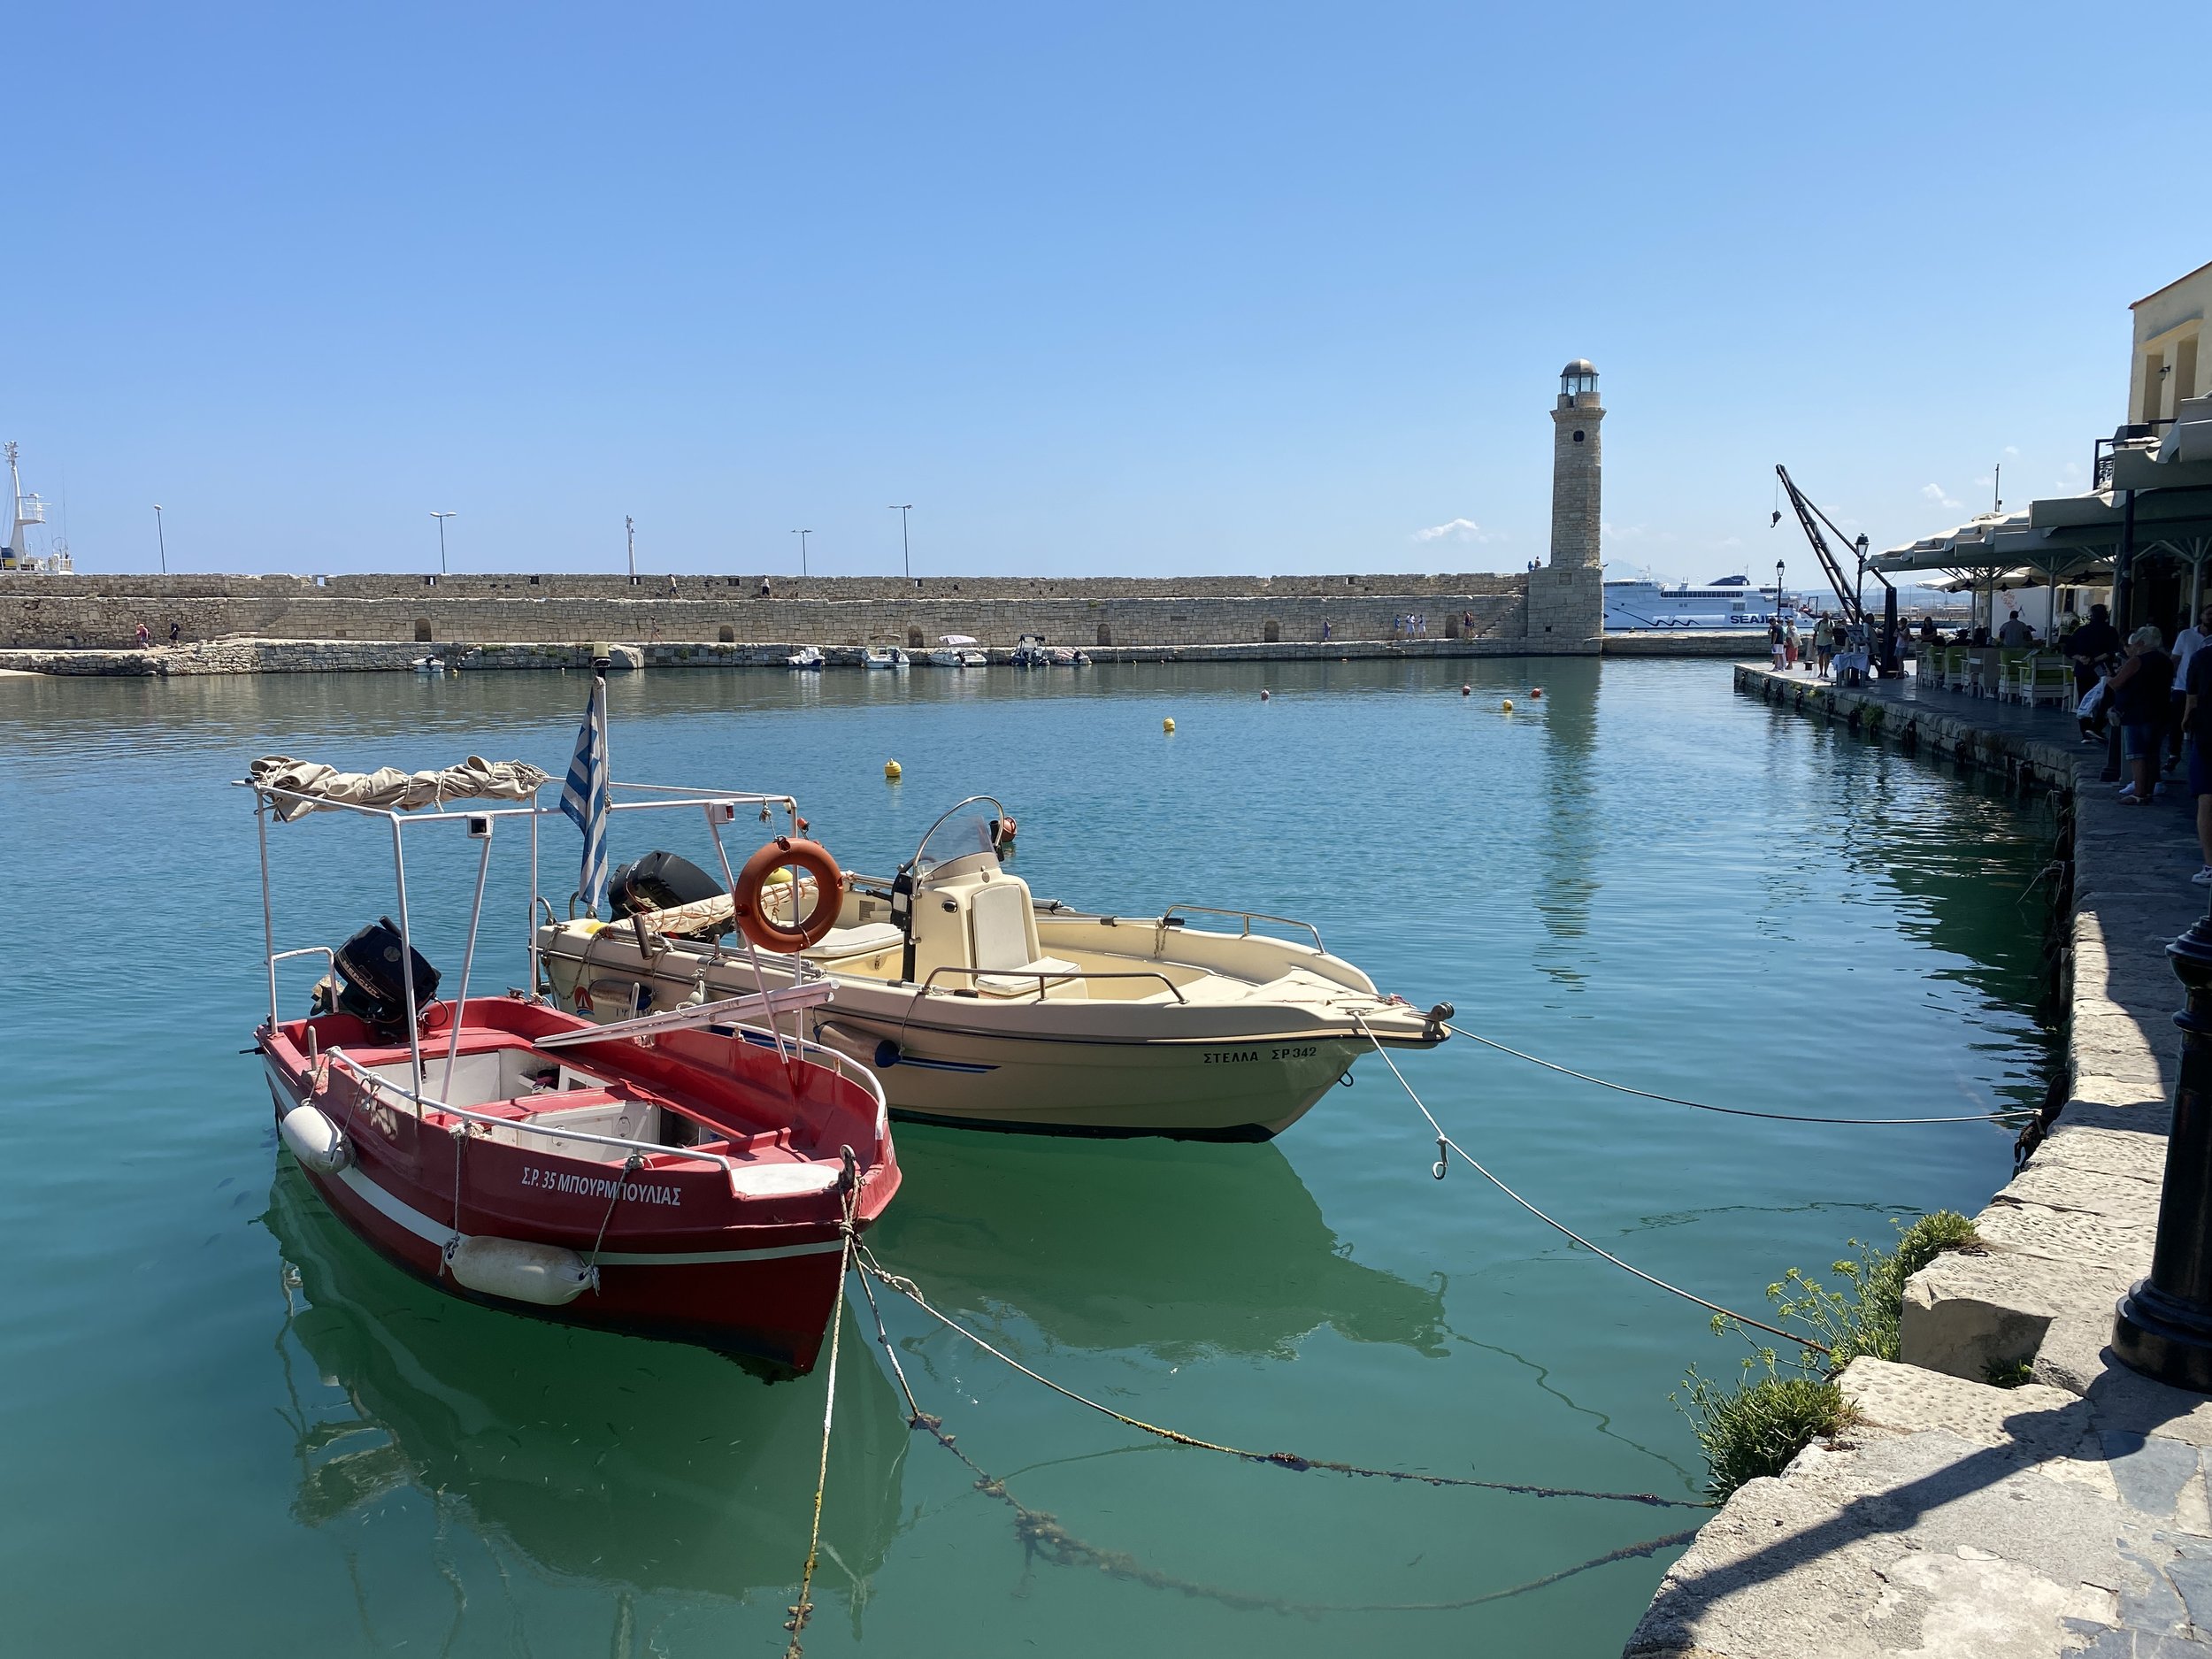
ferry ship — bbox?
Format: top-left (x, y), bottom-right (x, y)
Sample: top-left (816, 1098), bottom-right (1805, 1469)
top-left (1603, 574), bottom-right (1800, 632)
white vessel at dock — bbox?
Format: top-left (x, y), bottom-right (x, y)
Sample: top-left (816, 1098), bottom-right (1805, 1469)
top-left (1604, 575), bottom-right (1803, 632)
top-left (537, 796), bottom-right (1448, 1141)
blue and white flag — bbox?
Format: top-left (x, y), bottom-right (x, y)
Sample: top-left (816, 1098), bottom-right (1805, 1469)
top-left (559, 676), bottom-right (610, 915)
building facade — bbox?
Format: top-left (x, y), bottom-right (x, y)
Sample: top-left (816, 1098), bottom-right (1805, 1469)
top-left (2130, 260), bottom-right (2208, 426)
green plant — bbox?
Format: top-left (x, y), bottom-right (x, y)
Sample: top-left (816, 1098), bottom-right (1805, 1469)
top-left (1985, 1359), bottom-right (2035, 1388)
top-left (1677, 1211), bottom-right (1978, 1499)
top-left (1676, 1356), bottom-right (1854, 1502)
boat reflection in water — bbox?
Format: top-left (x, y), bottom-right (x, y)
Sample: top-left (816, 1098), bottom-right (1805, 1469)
top-left (261, 1165), bottom-right (907, 1617)
top-left (876, 1129), bottom-right (1448, 1361)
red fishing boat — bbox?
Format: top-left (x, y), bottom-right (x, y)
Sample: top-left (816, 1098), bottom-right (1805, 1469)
top-left (244, 721), bottom-right (897, 1376)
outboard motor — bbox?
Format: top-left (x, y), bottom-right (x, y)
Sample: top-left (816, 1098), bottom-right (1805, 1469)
top-left (609, 849), bottom-right (726, 918)
top-left (329, 917), bottom-right (442, 1035)
top-left (888, 864), bottom-right (918, 984)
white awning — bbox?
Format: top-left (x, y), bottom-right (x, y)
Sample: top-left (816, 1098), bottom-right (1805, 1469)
top-left (249, 754), bottom-right (553, 821)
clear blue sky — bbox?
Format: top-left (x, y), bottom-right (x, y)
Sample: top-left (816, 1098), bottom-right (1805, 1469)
top-left (11, 3), bottom-right (2204, 582)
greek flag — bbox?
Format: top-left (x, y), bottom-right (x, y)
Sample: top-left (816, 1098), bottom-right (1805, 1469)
top-left (559, 676), bottom-right (610, 915)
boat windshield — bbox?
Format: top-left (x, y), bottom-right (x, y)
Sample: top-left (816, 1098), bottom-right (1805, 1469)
top-left (910, 796), bottom-right (1006, 879)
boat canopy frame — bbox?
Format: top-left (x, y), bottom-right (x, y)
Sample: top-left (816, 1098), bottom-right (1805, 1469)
top-left (242, 772), bottom-right (833, 1114)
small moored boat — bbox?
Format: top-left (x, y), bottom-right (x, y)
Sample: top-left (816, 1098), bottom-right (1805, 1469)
top-left (539, 796), bottom-right (1449, 1141)
top-left (784, 645), bottom-right (826, 670)
top-left (242, 729), bottom-right (898, 1374)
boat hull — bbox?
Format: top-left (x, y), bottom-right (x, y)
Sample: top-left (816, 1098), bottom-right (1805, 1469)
top-left (540, 934), bottom-right (1440, 1140)
top-left (257, 1009), bottom-right (888, 1376)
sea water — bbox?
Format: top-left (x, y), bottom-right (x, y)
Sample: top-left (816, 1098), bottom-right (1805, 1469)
top-left (0, 657), bottom-right (2057, 1655)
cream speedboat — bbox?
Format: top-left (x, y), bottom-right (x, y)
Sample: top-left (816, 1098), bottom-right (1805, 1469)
top-left (536, 799), bottom-right (1449, 1141)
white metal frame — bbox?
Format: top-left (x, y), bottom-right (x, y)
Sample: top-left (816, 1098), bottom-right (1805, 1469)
top-left (243, 772), bottom-right (828, 1122)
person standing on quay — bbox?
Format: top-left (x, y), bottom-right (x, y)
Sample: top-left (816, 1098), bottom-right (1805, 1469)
top-left (1769, 616), bottom-right (1786, 669)
top-left (2188, 626), bottom-right (2212, 883)
top-left (2111, 626), bottom-right (2176, 805)
top-left (2170, 606), bottom-right (2212, 772)
top-left (1813, 613), bottom-right (1835, 679)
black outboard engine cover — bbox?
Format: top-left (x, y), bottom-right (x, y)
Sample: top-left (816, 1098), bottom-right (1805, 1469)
top-left (609, 850), bottom-right (726, 917)
top-left (332, 917), bottom-right (441, 1033)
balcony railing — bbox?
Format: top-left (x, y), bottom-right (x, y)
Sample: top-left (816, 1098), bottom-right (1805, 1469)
top-left (2095, 420), bottom-right (2177, 489)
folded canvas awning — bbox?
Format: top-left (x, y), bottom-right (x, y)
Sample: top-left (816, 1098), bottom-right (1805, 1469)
top-left (249, 755), bottom-right (553, 821)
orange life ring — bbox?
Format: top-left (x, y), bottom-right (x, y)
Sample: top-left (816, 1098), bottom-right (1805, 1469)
top-left (733, 836), bottom-right (845, 953)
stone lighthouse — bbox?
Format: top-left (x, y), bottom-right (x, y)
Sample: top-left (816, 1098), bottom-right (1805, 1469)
top-left (1524, 359), bottom-right (1606, 649)
top-left (1549, 359), bottom-right (1603, 569)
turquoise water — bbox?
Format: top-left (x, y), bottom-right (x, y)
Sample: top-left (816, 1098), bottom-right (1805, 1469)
top-left (0, 657), bottom-right (2055, 1655)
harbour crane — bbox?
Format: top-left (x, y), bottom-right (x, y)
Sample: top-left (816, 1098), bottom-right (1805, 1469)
top-left (1773, 465), bottom-right (1901, 677)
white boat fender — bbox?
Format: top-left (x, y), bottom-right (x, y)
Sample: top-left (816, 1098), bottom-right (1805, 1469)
top-left (444, 1236), bottom-right (595, 1306)
top-left (280, 1104), bottom-right (353, 1174)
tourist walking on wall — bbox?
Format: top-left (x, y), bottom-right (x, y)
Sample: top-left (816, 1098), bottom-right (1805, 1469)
top-left (2111, 626), bottom-right (2176, 805)
top-left (134, 623), bottom-right (150, 649)
top-left (2170, 606), bottom-right (2212, 771)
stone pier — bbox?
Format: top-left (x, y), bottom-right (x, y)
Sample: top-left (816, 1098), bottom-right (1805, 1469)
top-left (1626, 663), bottom-right (2212, 1658)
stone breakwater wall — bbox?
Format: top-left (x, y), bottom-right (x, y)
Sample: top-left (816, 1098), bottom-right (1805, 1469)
top-left (0, 571), bottom-right (1559, 653)
top-left (0, 634), bottom-right (1605, 677)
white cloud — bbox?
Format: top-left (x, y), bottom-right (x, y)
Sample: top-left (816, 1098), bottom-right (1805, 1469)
top-left (1412, 518), bottom-right (1499, 544)
top-left (1715, 535), bottom-right (1743, 549)
top-left (2004, 445), bottom-right (2020, 457)
top-left (1921, 483), bottom-right (1962, 510)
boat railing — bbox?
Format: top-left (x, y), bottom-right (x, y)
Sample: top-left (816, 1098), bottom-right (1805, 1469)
top-left (1157, 903), bottom-right (1325, 953)
top-left (910, 964), bottom-right (1187, 1003)
top-left (266, 946), bottom-right (336, 1028)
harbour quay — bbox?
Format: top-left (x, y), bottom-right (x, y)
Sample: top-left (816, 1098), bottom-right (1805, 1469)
top-left (1628, 660), bottom-right (2212, 1659)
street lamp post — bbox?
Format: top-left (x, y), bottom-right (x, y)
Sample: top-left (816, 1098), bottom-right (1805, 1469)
top-left (792, 529), bottom-right (811, 579)
top-left (626, 516), bottom-right (636, 583)
top-left (1775, 559), bottom-right (1786, 624)
top-left (887, 504), bottom-right (913, 581)
top-left (153, 504), bottom-right (166, 574)
top-left (431, 511), bottom-right (457, 576)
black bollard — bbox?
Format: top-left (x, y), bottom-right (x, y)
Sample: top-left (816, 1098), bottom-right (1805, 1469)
top-left (2112, 912), bottom-right (2212, 1391)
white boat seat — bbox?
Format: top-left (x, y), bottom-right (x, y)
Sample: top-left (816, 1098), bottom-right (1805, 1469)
top-left (803, 922), bottom-right (904, 962)
top-left (974, 955), bottom-right (1087, 998)
top-left (724, 1159), bottom-right (842, 1200)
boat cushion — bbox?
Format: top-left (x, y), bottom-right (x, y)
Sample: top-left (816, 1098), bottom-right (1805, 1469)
top-left (803, 922), bottom-right (904, 962)
top-left (725, 1159), bottom-right (842, 1200)
top-left (968, 880), bottom-right (1036, 971)
top-left (974, 955), bottom-right (1087, 998)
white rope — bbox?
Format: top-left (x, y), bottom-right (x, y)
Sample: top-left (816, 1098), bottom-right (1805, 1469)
top-left (1351, 1016), bottom-right (1825, 1355)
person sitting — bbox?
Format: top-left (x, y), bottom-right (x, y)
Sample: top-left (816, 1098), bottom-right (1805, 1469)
top-left (1997, 609), bottom-right (2037, 649)
top-left (2065, 603), bottom-right (2120, 726)
top-left (1918, 617), bottom-right (1939, 646)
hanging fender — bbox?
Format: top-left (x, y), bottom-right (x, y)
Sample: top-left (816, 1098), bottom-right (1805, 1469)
top-left (732, 836), bottom-right (846, 953)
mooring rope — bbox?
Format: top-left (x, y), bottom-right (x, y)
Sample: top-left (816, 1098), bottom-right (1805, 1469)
top-left (1351, 1017), bottom-right (1827, 1355)
top-left (1440, 1021), bottom-right (2023, 1125)
top-left (849, 1254), bottom-right (1703, 1615)
top-left (856, 1243), bottom-right (1701, 1506)
top-left (782, 1149), bottom-right (860, 1659)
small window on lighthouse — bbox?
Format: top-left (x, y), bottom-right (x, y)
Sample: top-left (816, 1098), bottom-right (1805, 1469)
top-left (1572, 430), bottom-right (1586, 442)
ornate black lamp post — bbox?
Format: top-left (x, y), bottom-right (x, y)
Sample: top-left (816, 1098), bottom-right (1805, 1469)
top-left (2113, 910), bottom-right (2212, 1392)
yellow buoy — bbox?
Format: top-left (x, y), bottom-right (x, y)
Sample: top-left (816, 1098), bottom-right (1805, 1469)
top-left (1502, 699), bottom-right (1515, 713)
top-left (884, 759), bottom-right (902, 780)
top-left (1163, 717), bottom-right (1176, 733)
